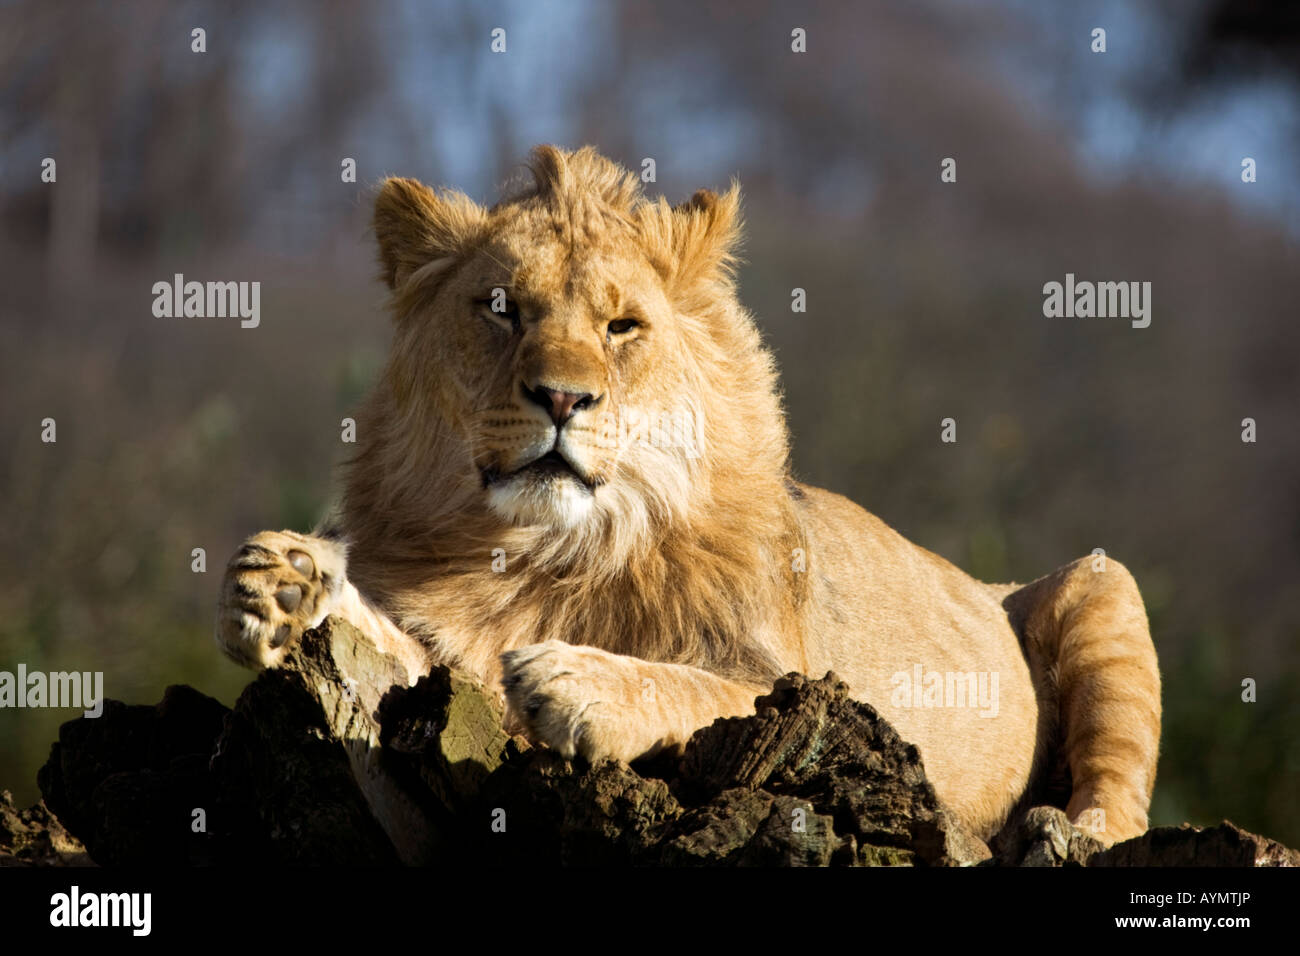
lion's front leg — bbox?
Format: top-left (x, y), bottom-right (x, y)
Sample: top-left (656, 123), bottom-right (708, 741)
top-left (500, 641), bottom-right (760, 762)
top-left (215, 529), bottom-right (430, 678)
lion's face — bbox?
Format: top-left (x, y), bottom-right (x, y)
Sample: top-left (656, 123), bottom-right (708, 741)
top-left (440, 222), bottom-right (702, 530)
top-left (372, 148), bottom-right (738, 534)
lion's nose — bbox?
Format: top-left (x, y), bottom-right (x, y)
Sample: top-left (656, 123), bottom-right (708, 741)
top-left (522, 382), bottom-right (599, 427)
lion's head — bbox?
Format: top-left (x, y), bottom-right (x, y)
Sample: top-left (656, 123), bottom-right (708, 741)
top-left (350, 146), bottom-right (790, 569)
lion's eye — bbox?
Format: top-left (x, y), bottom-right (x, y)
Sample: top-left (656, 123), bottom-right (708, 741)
top-left (478, 296), bottom-right (520, 332)
top-left (607, 318), bottom-right (639, 337)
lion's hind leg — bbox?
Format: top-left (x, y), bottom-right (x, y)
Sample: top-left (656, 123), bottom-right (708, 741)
top-left (1004, 556), bottom-right (1161, 845)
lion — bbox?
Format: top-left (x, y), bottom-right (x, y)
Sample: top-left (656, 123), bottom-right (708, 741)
top-left (216, 145), bottom-right (1161, 846)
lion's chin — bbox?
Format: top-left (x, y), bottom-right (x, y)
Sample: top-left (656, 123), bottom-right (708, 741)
top-left (486, 471), bottom-right (596, 529)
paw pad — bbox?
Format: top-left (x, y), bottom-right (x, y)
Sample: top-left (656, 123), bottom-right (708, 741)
top-left (274, 584), bottom-right (302, 613)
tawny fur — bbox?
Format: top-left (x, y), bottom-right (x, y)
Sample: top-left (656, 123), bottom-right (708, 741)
top-left (216, 145), bottom-right (1161, 845)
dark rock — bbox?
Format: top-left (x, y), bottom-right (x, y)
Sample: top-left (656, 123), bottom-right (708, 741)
top-left (671, 672), bottom-right (991, 866)
top-left (0, 791), bottom-right (92, 866)
top-left (479, 752), bottom-right (682, 865)
top-left (379, 664), bottom-right (518, 814)
top-left (657, 787), bottom-right (777, 865)
top-left (210, 647), bottom-right (402, 865)
top-left (996, 805), bottom-right (1106, 867)
top-left (21, 616), bottom-right (1299, 868)
top-left (1092, 821), bottom-right (1300, 867)
top-left (36, 684), bottom-right (228, 865)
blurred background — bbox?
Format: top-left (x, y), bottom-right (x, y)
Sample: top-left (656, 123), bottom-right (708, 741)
top-left (1, 0), bottom-right (1297, 844)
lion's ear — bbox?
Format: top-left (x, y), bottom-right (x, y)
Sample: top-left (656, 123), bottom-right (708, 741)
top-left (659, 183), bottom-right (743, 294)
top-left (373, 177), bottom-right (485, 290)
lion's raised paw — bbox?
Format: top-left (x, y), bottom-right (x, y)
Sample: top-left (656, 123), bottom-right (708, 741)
top-left (215, 530), bottom-right (345, 669)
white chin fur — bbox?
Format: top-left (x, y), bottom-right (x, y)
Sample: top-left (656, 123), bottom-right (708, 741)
top-left (487, 474), bottom-right (595, 528)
